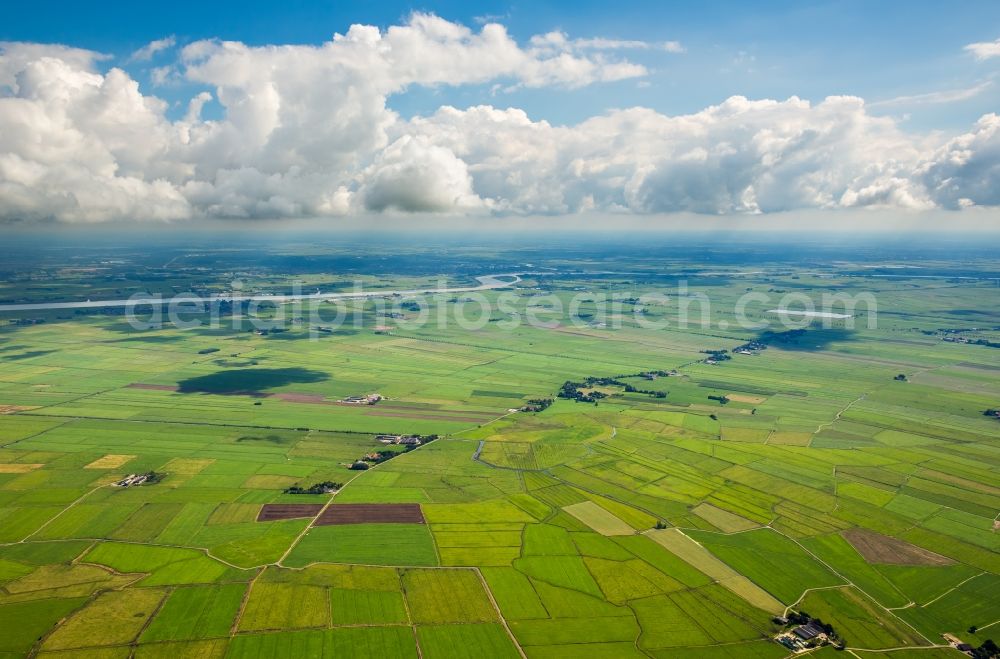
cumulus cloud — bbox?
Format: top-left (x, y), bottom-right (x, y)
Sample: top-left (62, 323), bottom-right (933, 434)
top-left (0, 15), bottom-right (999, 223)
top-left (965, 37), bottom-right (1000, 60)
top-left (404, 96), bottom-right (936, 215)
top-left (0, 42), bottom-right (108, 90)
top-left (359, 136), bottom-right (485, 212)
top-left (918, 113), bottom-right (1000, 208)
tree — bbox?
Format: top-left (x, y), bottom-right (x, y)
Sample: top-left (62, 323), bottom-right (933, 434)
top-left (971, 626), bottom-right (979, 634)
top-left (972, 639), bottom-right (999, 659)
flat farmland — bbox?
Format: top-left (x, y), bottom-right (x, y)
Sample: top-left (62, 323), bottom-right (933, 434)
top-left (1, 249), bottom-right (999, 657)
top-left (140, 583), bottom-right (246, 642)
top-left (283, 523), bottom-right (438, 567)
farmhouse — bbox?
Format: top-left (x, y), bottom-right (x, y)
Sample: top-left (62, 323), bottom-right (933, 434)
top-left (340, 393), bottom-right (383, 405)
top-left (113, 473), bottom-right (148, 487)
top-left (376, 434), bottom-right (422, 446)
top-left (793, 621), bottom-right (826, 641)
top-left (775, 634), bottom-right (807, 652)
top-left (112, 472), bottom-right (163, 487)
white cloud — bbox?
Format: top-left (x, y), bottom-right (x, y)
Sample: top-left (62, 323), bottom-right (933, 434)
top-left (128, 36), bottom-right (177, 63)
top-left (0, 15), bottom-right (999, 223)
top-left (359, 135), bottom-right (485, 212)
top-left (872, 80), bottom-right (993, 107)
top-left (918, 113), bottom-right (1000, 208)
top-left (568, 37), bottom-right (684, 52)
top-left (965, 38), bottom-right (1000, 60)
top-left (0, 42), bottom-right (108, 90)
top-left (405, 96), bottom-right (932, 215)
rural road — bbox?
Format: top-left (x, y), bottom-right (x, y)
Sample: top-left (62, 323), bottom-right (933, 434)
top-left (0, 273), bottom-right (524, 312)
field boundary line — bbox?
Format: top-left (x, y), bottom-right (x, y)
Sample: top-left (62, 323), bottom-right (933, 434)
top-left (473, 566), bottom-right (527, 659)
top-left (0, 416), bottom-right (74, 449)
top-left (274, 490), bottom-right (340, 567)
top-left (775, 528), bottom-right (937, 648)
top-left (275, 432), bottom-right (437, 568)
top-left (20, 484), bottom-right (106, 543)
top-left (918, 570), bottom-right (983, 608)
top-left (782, 584), bottom-right (852, 617)
top-left (130, 588), bottom-right (171, 652)
top-left (977, 618), bottom-right (1000, 631)
top-left (230, 569), bottom-right (263, 635)
top-left (849, 645), bottom-right (952, 652)
top-left (814, 393), bottom-right (866, 434)
top-left (398, 568), bottom-right (424, 659)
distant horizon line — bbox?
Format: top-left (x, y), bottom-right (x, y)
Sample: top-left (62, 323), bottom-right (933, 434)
top-left (2, 208), bottom-right (1000, 237)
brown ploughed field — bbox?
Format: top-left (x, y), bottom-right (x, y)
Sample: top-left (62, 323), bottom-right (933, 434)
top-left (842, 527), bottom-right (954, 565)
top-left (257, 503), bottom-right (325, 522)
top-left (313, 503), bottom-right (425, 525)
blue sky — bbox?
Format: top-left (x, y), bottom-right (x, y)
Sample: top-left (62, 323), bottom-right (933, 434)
top-left (2, 1), bottom-right (1000, 224)
top-left (5, 0), bottom-right (1000, 130)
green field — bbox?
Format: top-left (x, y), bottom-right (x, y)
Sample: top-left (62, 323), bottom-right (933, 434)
top-left (1, 242), bottom-right (999, 657)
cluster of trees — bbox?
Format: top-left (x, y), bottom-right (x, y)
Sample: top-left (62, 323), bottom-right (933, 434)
top-left (143, 471), bottom-right (165, 484)
top-left (708, 395), bottom-right (730, 405)
top-left (349, 435), bottom-right (439, 470)
top-left (734, 341), bottom-right (767, 352)
top-left (251, 327), bottom-right (287, 336)
top-left (971, 639), bottom-right (999, 659)
top-left (701, 349), bottom-right (732, 362)
top-left (624, 384), bottom-right (666, 398)
top-left (520, 398), bottom-right (553, 412)
top-left (284, 481), bottom-right (342, 494)
top-left (984, 409), bottom-right (1000, 419)
top-left (558, 381), bottom-right (607, 404)
top-left (894, 373), bottom-right (908, 381)
top-left (558, 372), bottom-right (669, 404)
top-left (930, 328), bottom-right (1000, 349)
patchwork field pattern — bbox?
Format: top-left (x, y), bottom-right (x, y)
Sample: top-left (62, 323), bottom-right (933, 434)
top-left (1, 249), bottom-right (999, 657)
